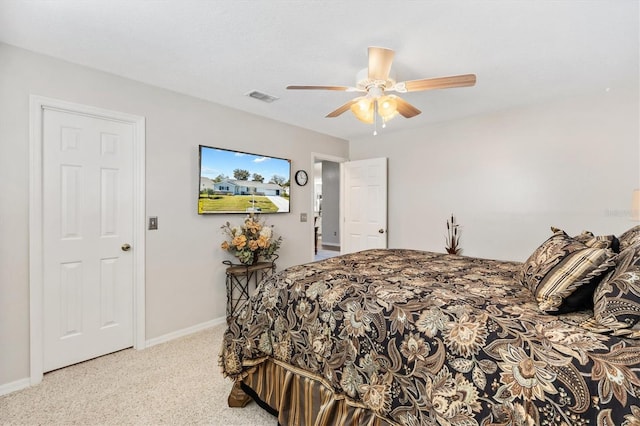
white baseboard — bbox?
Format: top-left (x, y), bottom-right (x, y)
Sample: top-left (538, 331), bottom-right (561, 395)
top-left (0, 377), bottom-right (31, 397)
top-left (145, 316), bottom-right (226, 348)
top-left (321, 242), bottom-right (340, 247)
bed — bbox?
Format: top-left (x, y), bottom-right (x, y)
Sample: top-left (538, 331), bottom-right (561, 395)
top-left (220, 225), bottom-right (640, 425)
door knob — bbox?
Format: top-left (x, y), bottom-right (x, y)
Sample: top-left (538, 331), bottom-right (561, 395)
top-left (378, 229), bottom-right (385, 234)
top-left (121, 243), bottom-right (131, 252)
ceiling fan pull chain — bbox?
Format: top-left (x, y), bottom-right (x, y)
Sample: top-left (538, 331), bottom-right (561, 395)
top-left (373, 99), bottom-right (378, 136)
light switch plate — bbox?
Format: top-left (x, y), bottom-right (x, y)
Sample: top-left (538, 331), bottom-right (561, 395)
top-left (149, 216), bottom-right (158, 230)
top-left (300, 213), bottom-right (307, 222)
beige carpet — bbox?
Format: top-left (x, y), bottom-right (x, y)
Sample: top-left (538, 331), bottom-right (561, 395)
top-left (0, 324), bottom-right (276, 425)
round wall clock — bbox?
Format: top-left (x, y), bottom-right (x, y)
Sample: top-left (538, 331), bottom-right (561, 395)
top-left (295, 170), bottom-right (308, 186)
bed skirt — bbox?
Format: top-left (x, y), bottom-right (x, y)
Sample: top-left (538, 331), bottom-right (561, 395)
top-left (231, 358), bottom-right (394, 426)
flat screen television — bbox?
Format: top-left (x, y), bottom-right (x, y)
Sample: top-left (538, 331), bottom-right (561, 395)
top-left (198, 145), bottom-right (291, 214)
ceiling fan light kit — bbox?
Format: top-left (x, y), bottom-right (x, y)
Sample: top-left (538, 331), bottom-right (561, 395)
top-left (287, 46), bottom-right (476, 135)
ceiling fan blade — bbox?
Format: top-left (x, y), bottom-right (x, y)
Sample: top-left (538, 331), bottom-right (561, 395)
top-left (286, 85), bottom-right (351, 91)
top-left (401, 74), bottom-right (476, 92)
top-left (395, 97), bottom-right (421, 118)
top-left (368, 47), bottom-right (395, 81)
top-left (326, 99), bottom-right (360, 118)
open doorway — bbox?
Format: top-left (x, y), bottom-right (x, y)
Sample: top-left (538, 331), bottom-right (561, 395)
top-left (312, 155), bottom-right (344, 262)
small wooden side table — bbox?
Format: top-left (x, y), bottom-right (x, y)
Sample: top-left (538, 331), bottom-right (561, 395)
top-left (223, 258), bottom-right (276, 319)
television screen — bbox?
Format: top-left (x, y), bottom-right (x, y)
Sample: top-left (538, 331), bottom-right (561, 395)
top-left (198, 145), bottom-right (291, 214)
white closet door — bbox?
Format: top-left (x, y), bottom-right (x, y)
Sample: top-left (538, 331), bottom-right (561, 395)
top-left (42, 108), bottom-right (134, 372)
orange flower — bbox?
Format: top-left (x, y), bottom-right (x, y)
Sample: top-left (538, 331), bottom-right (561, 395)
top-left (245, 218), bottom-right (262, 234)
top-left (257, 235), bottom-right (269, 248)
top-left (232, 235), bottom-right (247, 249)
top-left (221, 241), bottom-right (229, 250)
top-left (248, 239), bottom-right (259, 251)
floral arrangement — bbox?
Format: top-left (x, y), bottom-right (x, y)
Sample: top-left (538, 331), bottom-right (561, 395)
top-left (445, 214), bottom-right (462, 255)
top-left (221, 214), bottom-right (282, 265)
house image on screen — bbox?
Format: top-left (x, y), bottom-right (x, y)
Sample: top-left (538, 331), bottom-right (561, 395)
top-left (201, 178), bottom-right (285, 196)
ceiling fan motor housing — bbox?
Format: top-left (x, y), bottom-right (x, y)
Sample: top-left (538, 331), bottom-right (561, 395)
top-left (356, 67), bottom-right (396, 93)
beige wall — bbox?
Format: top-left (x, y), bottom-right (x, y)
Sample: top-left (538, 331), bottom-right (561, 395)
top-left (0, 43), bottom-right (348, 388)
top-left (350, 90), bottom-right (640, 261)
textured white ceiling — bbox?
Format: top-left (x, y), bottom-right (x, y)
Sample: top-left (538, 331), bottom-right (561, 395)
top-left (0, 0), bottom-right (637, 140)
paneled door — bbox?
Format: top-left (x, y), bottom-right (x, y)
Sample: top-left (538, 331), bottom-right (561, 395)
top-left (42, 108), bottom-right (134, 372)
top-left (341, 158), bottom-right (388, 254)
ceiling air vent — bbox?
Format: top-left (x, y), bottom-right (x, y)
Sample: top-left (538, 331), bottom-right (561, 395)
top-left (246, 90), bottom-right (279, 103)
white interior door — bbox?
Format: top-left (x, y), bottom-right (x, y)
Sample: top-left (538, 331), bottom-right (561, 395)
top-left (341, 158), bottom-right (388, 254)
top-left (42, 108), bottom-right (134, 372)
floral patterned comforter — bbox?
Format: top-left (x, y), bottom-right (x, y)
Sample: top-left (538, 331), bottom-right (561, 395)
top-left (221, 249), bottom-right (640, 425)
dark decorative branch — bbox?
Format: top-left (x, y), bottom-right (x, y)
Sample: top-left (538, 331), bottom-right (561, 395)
top-left (445, 214), bottom-right (462, 255)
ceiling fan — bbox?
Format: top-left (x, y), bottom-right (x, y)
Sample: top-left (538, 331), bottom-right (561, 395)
top-left (286, 46), bottom-right (476, 134)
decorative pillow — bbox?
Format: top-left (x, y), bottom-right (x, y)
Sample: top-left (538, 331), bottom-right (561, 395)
top-left (534, 246), bottom-right (616, 313)
top-left (519, 228), bottom-right (616, 313)
top-left (618, 225), bottom-right (640, 252)
top-left (519, 229), bottom-right (589, 293)
top-left (573, 230), bottom-right (620, 252)
top-left (582, 244), bottom-right (640, 338)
